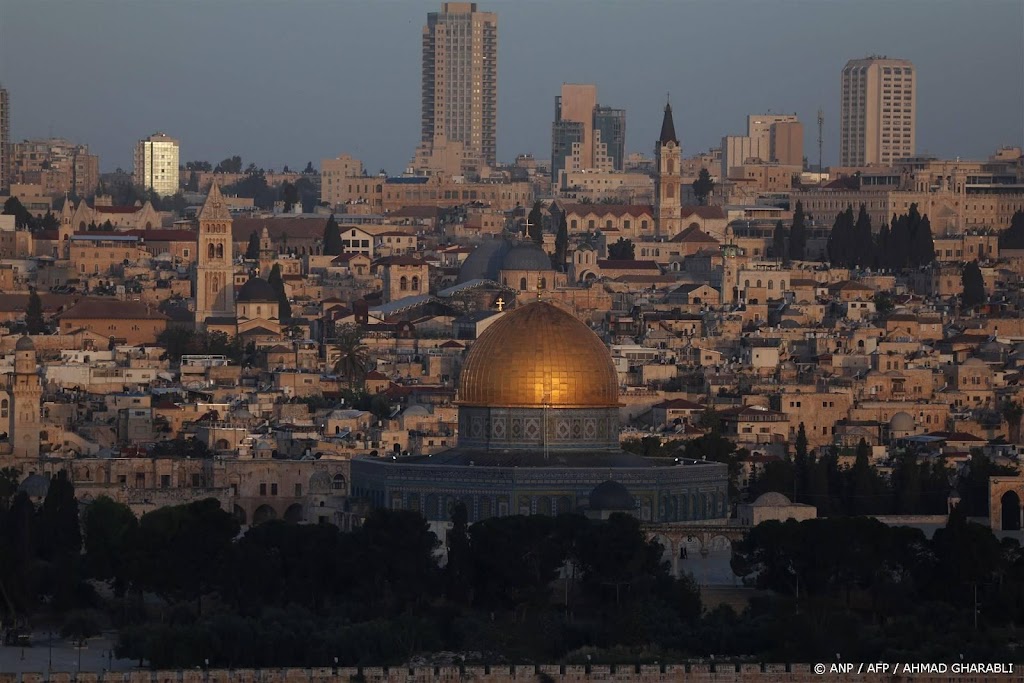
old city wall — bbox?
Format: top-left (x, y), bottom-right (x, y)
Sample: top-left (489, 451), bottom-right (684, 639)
top-left (2, 665), bottom-right (1012, 683)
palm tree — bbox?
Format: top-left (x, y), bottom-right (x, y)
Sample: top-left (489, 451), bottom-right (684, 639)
top-left (332, 324), bottom-right (371, 389)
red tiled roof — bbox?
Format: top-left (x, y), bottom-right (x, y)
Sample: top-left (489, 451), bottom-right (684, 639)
top-left (57, 298), bottom-right (169, 321)
top-left (126, 229), bottom-right (197, 241)
top-left (95, 206), bottom-right (142, 214)
top-left (561, 203), bottom-right (654, 218)
top-left (597, 259), bottom-right (660, 270)
top-left (680, 205), bottom-right (725, 220)
top-left (654, 398), bottom-right (704, 410)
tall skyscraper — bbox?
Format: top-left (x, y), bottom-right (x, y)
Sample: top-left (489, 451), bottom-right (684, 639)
top-left (0, 85), bottom-right (10, 193)
top-left (550, 84), bottom-right (626, 181)
top-left (593, 105), bottom-right (626, 171)
top-left (840, 56), bottom-right (916, 167)
top-left (133, 132), bottom-right (180, 196)
top-left (421, 3), bottom-right (497, 170)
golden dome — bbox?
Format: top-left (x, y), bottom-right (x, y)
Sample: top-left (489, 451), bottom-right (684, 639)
top-left (458, 302), bottom-right (619, 408)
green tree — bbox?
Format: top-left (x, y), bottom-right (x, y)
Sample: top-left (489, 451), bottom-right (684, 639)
top-left (215, 156), bottom-right (243, 173)
top-left (331, 323), bottom-right (371, 388)
top-left (126, 498), bottom-right (239, 608)
top-left (575, 513), bottom-right (667, 606)
top-left (554, 210), bottom-right (569, 269)
top-left (827, 205), bottom-right (854, 266)
top-left (445, 502), bottom-right (473, 605)
top-left (25, 287), bottom-right (45, 334)
top-left (853, 204), bottom-right (873, 268)
top-left (36, 472), bottom-right (82, 609)
top-left (607, 237), bottom-right (635, 260)
top-left (789, 201), bottom-right (807, 262)
top-left (998, 210), bottom-right (1024, 249)
top-left (3, 196), bottom-right (34, 229)
top-left (961, 260), bottom-right (985, 308)
top-left (692, 167), bottom-right (714, 206)
top-left (772, 220), bottom-right (788, 263)
top-left (873, 291), bottom-right (895, 316)
top-left (281, 181), bottom-right (299, 213)
top-left (82, 497), bottom-right (137, 593)
top-left (267, 263), bottom-right (291, 322)
top-left (244, 230), bottom-right (261, 260)
top-left (323, 214), bottom-right (343, 256)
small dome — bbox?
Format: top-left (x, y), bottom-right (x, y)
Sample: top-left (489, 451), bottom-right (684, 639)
top-left (15, 336), bottom-right (35, 351)
top-left (501, 243), bottom-right (552, 271)
top-left (589, 480), bottom-right (635, 511)
top-left (18, 473), bottom-right (50, 498)
top-left (890, 411), bottom-right (915, 432)
top-left (752, 492), bottom-right (792, 507)
top-left (237, 277), bottom-right (277, 303)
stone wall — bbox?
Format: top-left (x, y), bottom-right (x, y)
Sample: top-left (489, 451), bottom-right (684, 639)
top-left (0, 664), bottom-right (1010, 683)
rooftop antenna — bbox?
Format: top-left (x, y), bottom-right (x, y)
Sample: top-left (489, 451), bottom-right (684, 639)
top-left (817, 108), bottom-right (824, 182)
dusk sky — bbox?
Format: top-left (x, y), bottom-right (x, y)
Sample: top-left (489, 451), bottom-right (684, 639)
top-left (2, 0), bottom-right (1022, 175)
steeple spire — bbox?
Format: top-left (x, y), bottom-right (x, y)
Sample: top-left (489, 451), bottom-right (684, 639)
top-left (659, 100), bottom-right (679, 146)
top-left (199, 181), bottom-right (231, 222)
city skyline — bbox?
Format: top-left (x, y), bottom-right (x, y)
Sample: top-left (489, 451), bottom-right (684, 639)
top-left (0, 0), bottom-right (1021, 175)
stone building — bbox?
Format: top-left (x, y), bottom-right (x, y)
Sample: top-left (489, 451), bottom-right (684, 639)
top-left (0, 336), bottom-right (42, 459)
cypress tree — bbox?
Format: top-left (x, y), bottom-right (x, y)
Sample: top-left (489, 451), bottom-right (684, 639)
top-left (853, 204), bottom-right (873, 268)
top-left (961, 260), bottom-right (985, 308)
top-left (772, 220), bottom-right (788, 263)
top-left (528, 201), bottom-right (544, 244)
top-left (554, 210), bottom-right (569, 269)
top-left (323, 214), bottom-right (343, 256)
top-left (267, 263), bottom-right (291, 322)
top-left (789, 200), bottom-right (807, 262)
top-left (25, 287), bottom-right (45, 334)
top-left (244, 231), bottom-right (260, 260)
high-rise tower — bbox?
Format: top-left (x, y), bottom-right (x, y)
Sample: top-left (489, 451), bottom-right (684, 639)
top-left (194, 183), bottom-right (235, 328)
top-left (0, 85), bottom-right (9, 193)
top-left (133, 132), bottom-right (180, 196)
top-left (654, 102), bottom-right (682, 237)
top-left (840, 56), bottom-right (916, 166)
top-left (421, 3), bottom-right (497, 170)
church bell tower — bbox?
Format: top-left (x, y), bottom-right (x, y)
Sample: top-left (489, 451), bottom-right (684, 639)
top-left (654, 100), bottom-right (682, 237)
top-left (194, 183), bottom-right (236, 328)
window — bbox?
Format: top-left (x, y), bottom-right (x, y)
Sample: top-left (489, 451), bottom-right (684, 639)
top-left (400, 276), bottom-right (408, 291)
top-left (411, 276), bottom-right (420, 291)
top-left (271, 483), bottom-right (278, 496)
top-left (0, 399), bottom-right (7, 418)
top-left (295, 483), bottom-right (302, 497)
top-left (259, 483), bottom-right (267, 495)
top-left (160, 475), bottom-right (171, 489)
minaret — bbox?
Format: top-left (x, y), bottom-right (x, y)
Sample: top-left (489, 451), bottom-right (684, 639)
top-left (10, 336), bottom-right (41, 460)
top-left (194, 182), bottom-right (236, 328)
top-left (654, 100), bottom-right (682, 237)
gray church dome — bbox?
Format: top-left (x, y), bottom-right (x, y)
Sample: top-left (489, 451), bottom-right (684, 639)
top-left (15, 335), bottom-right (35, 351)
top-left (501, 243), bottom-right (551, 271)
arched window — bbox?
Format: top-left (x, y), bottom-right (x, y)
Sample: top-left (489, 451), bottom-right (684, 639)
top-left (216, 244), bottom-right (224, 259)
top-left (399, 276), bottom-right (408, 291)
top-left (256, 306), bottom-right (262, 316)
top-left (756, 279), bottom-right (762, 288)
top-left (519, 277), bottom-right (527, 291)
top-left (411, 276), bottom-right (420, 291)
top-left (606, 220), bottom-right (613, 229)
top-left (212, 275), bottom-right (220, 293)
top-left (744, 280), bottom-right (750, 288)
top-left (667, 159), bottom-right (675, 175)
top-left (332, 474), bottom-right (346, 491)
top-left (208, 243), bottom-right (216, 259)
top-left (0, 399), bottom-right (8, 418)
top-left (768, 281), bottom-right (774, 290)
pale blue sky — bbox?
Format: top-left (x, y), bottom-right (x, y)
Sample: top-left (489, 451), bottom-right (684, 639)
top-left (1, 0), bottom-right (1021, 174)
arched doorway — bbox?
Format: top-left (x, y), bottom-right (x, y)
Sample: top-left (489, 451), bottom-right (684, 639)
top-left (253, 504), bottom-right (277, 525)
top-left (284, 503), bottom-right (304, 523)
top-left (1001, 491), bottom-right (1021, 531)
top-left (233, 505), bottom-right (248, 525)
